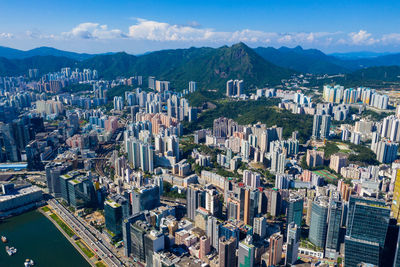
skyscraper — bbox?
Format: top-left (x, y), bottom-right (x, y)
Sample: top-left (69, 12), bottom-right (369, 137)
top-left (243, 189), bottom-right (260, 226)
top-left (312, 114), bottom-right (331, 139)
top-left (219, 237), bottom-right (236, 267)
top-left (308, 197), bottom-right (329, 248)
top-left (285, 222), bottom-right (300, 266)
top-left (374, 139), bottom-right (399, 164)
top-left (104, 195), bottom-right (129, 238)
top-left (312, 114), bottom-right (322, 139)
top-left (148, 76), bottom-right (155, 90)
top-left (189, 81), bottom-right (196, 93)
top-left (144, 230), bottom-right (164, 266)
top-left (325, 196), bottom-right (342, 259)
top-left (207, 216), bottom-right (220, 251)
top-left (130, 185), bottom-right (160, 214)
top-left (238, 236), bottom-right (255, 267)
top-left (321, 115), bottom-right (331, 139)
top-left (199, 236), bottom-right (211, 261)
top-left (226, 79), bottom-right (244, 97)
top-left (253, 216), bottom-right (267, 239)
top-left (394, 231), bottom-right (400, 267)
top-left (392, 169), bottom-right (400, 223)
top-left (268, 233), bottom-right (283, 266)
top-left (130, 220), bottom-right (149, 262)
top-left (286, 193), bottom-right (303, 227)
top-left (345, 198), bottom-right (390, 267)
top-left (186, 184), bottom-right (205, 220)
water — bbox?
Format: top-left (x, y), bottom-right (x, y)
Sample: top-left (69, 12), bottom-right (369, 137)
top-left (0, 210), bottom-right (91, 267)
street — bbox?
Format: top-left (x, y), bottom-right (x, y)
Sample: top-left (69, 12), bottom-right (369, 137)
top-left (48, 199), bottom-right (125, 267)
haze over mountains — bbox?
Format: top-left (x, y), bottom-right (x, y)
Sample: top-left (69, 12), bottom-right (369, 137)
top-left (1, 43), bottom-right (400, 91)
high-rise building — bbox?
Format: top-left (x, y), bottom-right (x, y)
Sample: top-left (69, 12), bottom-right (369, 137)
top-left (312, 114), bottom-right (322, 139)
top-left (271, 148), bottom-right (286, 174)
top-left (321, 115), bottom-right (331, 139)
top-left (205, 188), bottom-right (221, 217)
top-left (243, 189), bottom-right (260, 226)
top-left (325, 196), bottom-right (342, 259)
top-left (345, 197), bottom-right (390, 267)
top-left (130, 220), bottom-right (149, 262)
top-left (392, 169), bottom-right (400, 223)
top-left (122, 212), bottom-right (146, 257)
top-left (285, 222), bottom-right (300, 266)
top-left (200, 236), bottom-right (211, 261)
top-left (186, 184), bottom-right (205, 220)
top-left (394, 231), bottom-right (400, 267)
top-left (207, 216), bottom-right (220, 251)
top-left (226, 79), bottom-right (244, 97)
top-left (45, 162), bottom-right (71, 198)
top-left (226, 80), bottom-right (234, 97)
top-left (329, 153), bottom-right (348, 173)
top-left (266, 189), bottom-right (281, 217)
top-left (189, 81), bottom-right (196, 93)
top-left (155, 80), bottom-right (170, 92)
top-left (148, 76), bottom-right (155, 89)
top-left (312, 114), bottom-right (331, 139)
top-left (130, 185), bottom-right (160, 214)
top-left (113, 96), bottom-right (124, 111)
top-left (243, 170), bottom-right (261, 189)
top-left (253, 216), bottom-right (267, 239)
top-left (268, 233), bottom-right (283, 266)
top-left (219, 237), bottom-right (236, 267)
top-left (126, 137), bottom-right (154, 172)
top-left (144, 230), bottom-right (165, 266)
top-left (287, 193), bottom-right (303, 227)
top-left (104, 195), bottom-right (129, 238)
top-left (238, 236), bottom-right (255, 267)
top-left (308, 196), bottom-right (329, 248)
top-left (67, 175), bottom-right (96, 209)
top-left (219, 222), bottom-right (240, 247)
top-left (59, 172), bottom-right (77, 205)
top-left (374, 139), bottom-right (398, 164)
top-left (306, 149), bottom-right (324, 168)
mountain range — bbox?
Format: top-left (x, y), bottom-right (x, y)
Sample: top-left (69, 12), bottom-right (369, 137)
top-left (1, 43), bottom-right (400, 92)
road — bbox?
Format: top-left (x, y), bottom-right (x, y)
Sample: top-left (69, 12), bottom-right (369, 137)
top-left (48, 199), bottom-right (124, 267)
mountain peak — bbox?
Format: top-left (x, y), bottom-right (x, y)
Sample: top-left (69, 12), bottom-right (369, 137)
top-left (293, 45), bottom-right (304, 51)
top-left (231, 42), bottom-right (251, 50)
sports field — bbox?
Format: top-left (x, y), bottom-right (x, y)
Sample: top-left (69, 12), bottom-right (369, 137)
top-left (312, 169), bottom-right (338, 183)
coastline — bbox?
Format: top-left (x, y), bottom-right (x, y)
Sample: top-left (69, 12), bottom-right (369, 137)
top-left (38, 207), bottom-right (97, 267)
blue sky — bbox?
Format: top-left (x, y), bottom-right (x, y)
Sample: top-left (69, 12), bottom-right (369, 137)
top-left (0, 0), bottom-right (399, 54)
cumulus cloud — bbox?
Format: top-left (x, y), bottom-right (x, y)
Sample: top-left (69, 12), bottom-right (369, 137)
top-left (348, 30), bottom-right (378, 45)
top-left (62, 22), bottom-right (126, 39)
top-left (126, 18), bottom-right (340, 45)
top-left (381, 33), bottom-right (400, 44)
top-left (9, 18), bottom-right (400, 49)
top-left (0, 33), bottom-right (13, 39)
top-left (128, 19), bottom-right (219, 41)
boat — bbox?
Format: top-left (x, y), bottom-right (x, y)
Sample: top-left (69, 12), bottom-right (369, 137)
top-left (1, 236), bottom-right (7, 243)
top-left (6, 246), bottom-right (17, 256)
top-left (24, 259), bottom-right (35, 266)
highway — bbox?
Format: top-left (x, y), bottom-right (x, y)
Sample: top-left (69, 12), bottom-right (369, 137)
top-left (48, 199), bottom-right (124, 267)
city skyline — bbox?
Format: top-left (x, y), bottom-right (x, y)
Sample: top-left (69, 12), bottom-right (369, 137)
top-left (1, 0), bottom-right (400, 53)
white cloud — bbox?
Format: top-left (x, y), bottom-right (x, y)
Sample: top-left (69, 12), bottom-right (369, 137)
top-left (128, 19), bottom-right (218, 41)
top-left (348, 30), bottom-right (378, 45)
top-left (381, 33), bottom-right (400, 44)
top-left (8, 18), bottom-right (400, 50)
top-left (126, 18), bottom-right (338, 45)
top-left (62, 22), bottom-right (126, 39)
top-left (0, 33), bottom-right (13, 39)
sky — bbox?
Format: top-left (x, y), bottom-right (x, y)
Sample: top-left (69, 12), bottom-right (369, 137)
top-left (1, 0), bottom-right (400, 54)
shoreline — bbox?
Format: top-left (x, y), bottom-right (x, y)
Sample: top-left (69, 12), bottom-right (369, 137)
top-left (38, 207), bottom-right (97, 267)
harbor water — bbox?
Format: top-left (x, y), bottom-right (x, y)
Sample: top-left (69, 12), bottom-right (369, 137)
top-left (0, 210), bottom-right (90, 267)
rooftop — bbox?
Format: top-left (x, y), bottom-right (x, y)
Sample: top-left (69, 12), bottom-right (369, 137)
top-left (0, 185), bottom-right (42, 202)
